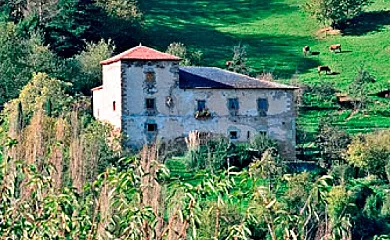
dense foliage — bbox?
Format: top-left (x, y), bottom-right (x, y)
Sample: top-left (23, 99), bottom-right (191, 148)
top-left (304, 0), bottom-right (372, 28)
top-left (0, 0), bottom-right (388, 238)
top-left (0, 0), bottom-right (142, 106)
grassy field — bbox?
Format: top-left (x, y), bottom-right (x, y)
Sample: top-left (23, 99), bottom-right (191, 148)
top-left (141, 0), bottom-right (390, 137)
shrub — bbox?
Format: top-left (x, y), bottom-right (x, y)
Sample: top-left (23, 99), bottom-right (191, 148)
top-left (316, 117), bottom-right (351, 165)
top-left (329, 164), bottom-right (355, 185)
top-left (187, 138), bottom-right (254, 172)
top-left (302, 82), bottom-right (337, 107)
top-left (187, 137), bottom-right (230, 172)
top-left (227, 42), bottom-right (250, 75)
top-left (346, 130), bottom-right (390, 179)
top-left (250, 133), bottom-right (278, 157)
top-left (304, 0), bottom-right (372, 28)
top-left (166, 42), bottom-right (203, 66)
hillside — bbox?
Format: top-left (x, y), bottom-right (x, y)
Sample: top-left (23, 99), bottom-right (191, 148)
top-left (142, 0), bottom-right (390, 136)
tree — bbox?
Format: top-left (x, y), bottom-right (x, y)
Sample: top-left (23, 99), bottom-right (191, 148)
top-left (326, 185), bottom-right (352, 239)
top-left (166, 42), bottom-right (190, 65)
top-left (17, 72), bottom-right (71, 120)
top-left (44, 0), bottom-right (91, 57)
top-left (166, 42), bottom-right (204, 66)
top-left (0, 22), bottom-right (31, 106)
top-left (348, 66), bottom-right (375, 111)
top-left (346, 130), bottom-right (390, 179)
top-left (26, 33), bottom-right (69, 79)
top-left (250, 133), bottom-right (278, 157)
top-left (302, 82), bottom-right (337, 107)
top-left (227, 42), bottom-right (250, 75)
top-left (304, 0), bottom-right (372, 28)
top-left (1, 0), bottom-right (57, 23)
top-left (94, 0), bottom-right (142, 21)
top-left (73, 39), bottom-right (115, 94)
top-left (316, 117), bottom-right (351, 165)
top-left (93, 0), bottom-right (143, 52)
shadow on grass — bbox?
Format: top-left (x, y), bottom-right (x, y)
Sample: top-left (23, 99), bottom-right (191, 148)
top-left (144, 22), bottom-right (320, 78)
top-left (140, 0), bottom-right (320, 79)
top-left (335, 50), bottom-right (352, 54)
top-left (141, 0), bottom-right (293, 26)
top-left (343, 10), bottom-right (390, 36)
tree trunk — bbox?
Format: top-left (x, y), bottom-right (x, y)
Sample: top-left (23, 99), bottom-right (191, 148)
top-left (214, 208), bottom-right (220, 239)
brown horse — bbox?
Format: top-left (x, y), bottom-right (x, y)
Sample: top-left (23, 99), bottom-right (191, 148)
top-left (318, 66), bottom-right (331, 75)
top-left (329, 44), bottom-right (341, 53)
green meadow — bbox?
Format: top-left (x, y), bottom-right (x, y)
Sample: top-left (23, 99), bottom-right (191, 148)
top-left (142, 0), bottom-right (390, 137)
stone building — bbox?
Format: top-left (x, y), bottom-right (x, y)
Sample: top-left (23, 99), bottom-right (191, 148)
top-left (92, 45), bottom-right (298, 159)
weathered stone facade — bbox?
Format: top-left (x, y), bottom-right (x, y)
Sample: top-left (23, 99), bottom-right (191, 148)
top-left (93, 46), bottom-right (297, 160)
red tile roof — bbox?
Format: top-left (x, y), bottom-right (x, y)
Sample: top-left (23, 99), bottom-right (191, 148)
top-left (91, 85), bottom-right (103, 91)
top-left (100, 45), bottom-right (182, 65)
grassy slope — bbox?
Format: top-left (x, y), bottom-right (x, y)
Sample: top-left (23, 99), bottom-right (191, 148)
top-left (142, 0), bottom-right (390, 136)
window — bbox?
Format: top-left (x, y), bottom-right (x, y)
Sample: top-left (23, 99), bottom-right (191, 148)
top-left (257, 98), bottom-right (268, 116)
top-left (228, 98), bottom-right (239, 111)
top-left (145, 72), bottom-right (155, 83)
top-left (145, 98), bottom-right (156, 110)
top-left (229, 131), bottom-right (238, 140)
top-left (258, 130), bottom-right (267, 136)
top-left (146, 123), bottom-right (157, 132)
top-left (197, 100), bottom-right (206, 111)
top-left (113, 101), bottom-right (116, 111)
top-left (247, 131), bottom-right (250, 140)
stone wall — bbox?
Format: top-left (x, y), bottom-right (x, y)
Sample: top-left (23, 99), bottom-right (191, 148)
top-left (117, 60), bottom-right (296, 160)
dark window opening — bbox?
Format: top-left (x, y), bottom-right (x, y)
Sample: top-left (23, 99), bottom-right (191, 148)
top-left (146, 98), bottom-right (156, 110)
top-left (228, 98), bottom-right (239, 111)
top-left (229, 131), bottom-right (238, 140)
top-left (113, 101), bottom-right (116, 111)
top-left (257, 98), bottom-right (268, 116)
top-left (147, 123), bottom-right (157, 132)
top-left (258, 131), bottom-right (267, 136)
top-left (197, 100), bottom-right (206, 111)
top-left (247, 131), bottom-right (250, 139)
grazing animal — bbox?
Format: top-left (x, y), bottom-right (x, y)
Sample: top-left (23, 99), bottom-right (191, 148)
top-left (329, 44), bottom-right (341, 52)
top-left (303, 46), bottom-right (310, 56)
top-left (226, 61), bottom-right (233, 67)
top-left (318, 66), bottom-right (331, 75)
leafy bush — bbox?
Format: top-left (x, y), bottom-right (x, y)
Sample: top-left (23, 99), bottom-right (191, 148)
top-left (302, 82), bottom-right (337, 107)
top-left (250, 133), bottom-right (278, 156)
top-left (316, 117), bottom-right (351, 165)
top-left (186, 138), bottom-right (254, 172)
top-left (346, 130), bottom-right (390, 179)
top-left (329, 164), bottom-right (355, 185)
top-left (73, 39), bottom-right (115, 94)
top-left (187, 137), bottom-right (230, 171)
top-left (227, 42), bottom-right (250, 75)
top-left (166, 42), bottom-right (204, 66)
top-left (304, 0), bottom-right (372, 28)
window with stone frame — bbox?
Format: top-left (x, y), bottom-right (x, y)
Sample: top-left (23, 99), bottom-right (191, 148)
top-left (145, 98), bottom-right (156, 115)
top-left (229, 131), bottom-right (238, 140)
top-left (197, 100), bottom-right (206, 111)
top-left (227, 98), bottom-right (239, 115)
top-left (257, 98), bottom-right (268, 117)
top-left (146, 123), bottom-right (157, 132)
top-left (145, 72), bottom-right (155, 83)
top-left (258, 130), bottom-right (267, 136)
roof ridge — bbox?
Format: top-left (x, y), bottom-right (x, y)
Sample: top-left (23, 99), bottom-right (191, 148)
top-left (179, 67), bottom-right (298, 89)
top-left (100, 45), bottom-right (181, 65)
